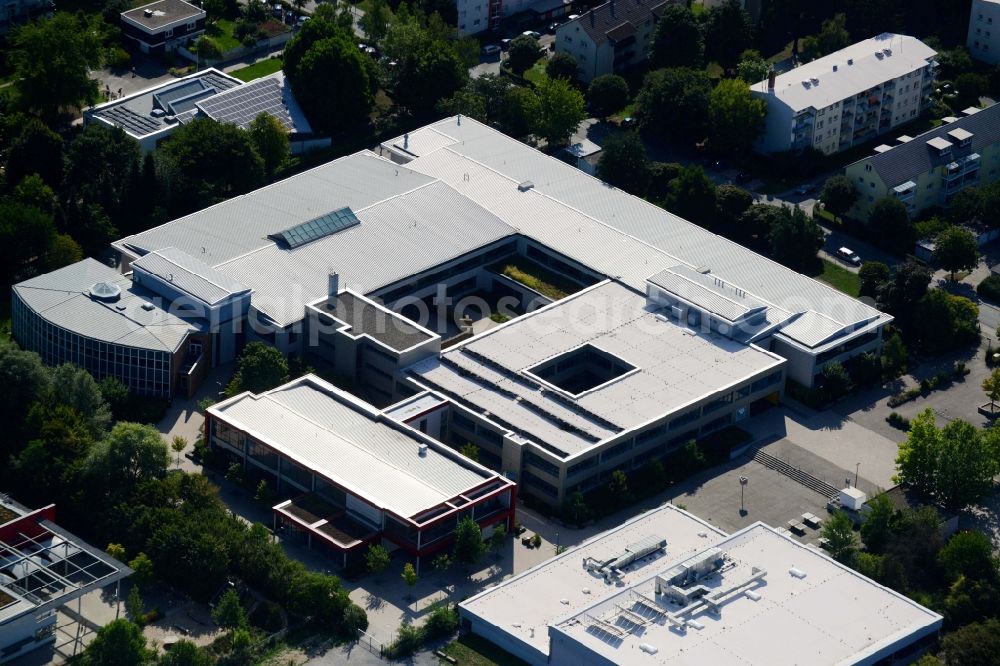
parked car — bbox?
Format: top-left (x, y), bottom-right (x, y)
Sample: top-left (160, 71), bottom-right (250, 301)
top-left (836, 247), bottom-right (862, 266)
top-left (501, 38), bottom-right (512, 50)
top-left (522, 30), bottom-right (541, 39)
top-left (548, 21), bottom-right (561, 32)
top-left (358, 43), bottom-right (377, 56)
top-left (296, 15), bottom-right (309, 26)
top-left (620, 116), bottom-right (637, 129)
top-left (271, 3), bottom-right (282, 17)
top-left (481, 44), bottom-right (502, 56)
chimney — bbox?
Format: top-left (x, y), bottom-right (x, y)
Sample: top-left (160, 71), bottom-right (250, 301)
top-left (403, 132), bottom-right (409, 150)
top-left (767, 69), bottom-right (776, 90)
top-left (457, 113), bottom-right (462, 125)
top-left (328, 272), bottom-right (339, 296)
top-left (833, 64), bottom-right (838, 72)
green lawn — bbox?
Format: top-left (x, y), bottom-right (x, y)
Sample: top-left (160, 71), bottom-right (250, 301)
top-left (440, 634), bottom-right (529, 666)
top-left (206, 18), bottom-right (241, 52)
top-left (816, 258), bottom-right (861, 297)
top-left (231, 57), bottom-right (283, 82)
top-left (524, 59), bottom-right (548, 86)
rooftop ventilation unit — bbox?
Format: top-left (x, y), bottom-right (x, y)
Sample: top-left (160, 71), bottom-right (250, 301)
top-left (143, 8), bottom-right (153, 16)
top-left (583, 535), bottom-right (666, 582)
top-left (517, 180), bottom-right (534, 192)
top-left (847, 58), bottom-right (854, 65)
top-left (875, 51), bottom-right (884, 59)
top-left (418, 443), bottom-right (428, 456)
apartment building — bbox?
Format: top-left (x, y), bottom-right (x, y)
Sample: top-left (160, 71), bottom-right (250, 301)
top-left (553, 0), bottom-right (673, 82)
top-left (844, 104), bottom-right (1000, 220)
top-left (120, 0), bottom-right (205, 55)
top-left (752, 33), bottom-right (938, 155)
top-left (969, 0), bottom-right (1000, 64)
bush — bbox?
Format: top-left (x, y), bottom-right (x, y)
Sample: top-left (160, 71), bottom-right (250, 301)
top-left (423, 605), bottom-right (458, 640)
top-left (886, 412), bottom-right (911, 430)
top-left (386, 622), bottom-right (423, 658)
top-left (978, 274), bottom-right (1000, 303)
top-left (107, 46), bottom-right (131, 71)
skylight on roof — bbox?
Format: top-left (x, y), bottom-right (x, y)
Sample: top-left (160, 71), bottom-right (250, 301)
top-left (268, 207), bottom-right (361, 249)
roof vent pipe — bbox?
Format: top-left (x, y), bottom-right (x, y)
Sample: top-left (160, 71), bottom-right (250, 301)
top-left (457, 113), bottom-right (462, 126)
top-left (328, 272), bottom-right (339, 296)
top-left (403, 132), bottom-right (409, 150)
top-left (418, 443), bottom-right (428, 456)
top-left (767, 69), bottom-right (776, 90)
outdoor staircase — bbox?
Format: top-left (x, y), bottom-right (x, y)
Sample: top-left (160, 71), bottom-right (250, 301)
top-left (752, 450), bottom-right (839, 499)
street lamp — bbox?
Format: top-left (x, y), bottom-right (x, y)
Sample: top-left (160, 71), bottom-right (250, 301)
top-left (739, 476), bottom-right (748, 516)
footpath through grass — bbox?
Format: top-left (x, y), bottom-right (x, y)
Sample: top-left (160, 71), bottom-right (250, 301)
top-left (815, 258), bottom-right (861, 297)
top-left (231, 57), bottom-right (283, 82)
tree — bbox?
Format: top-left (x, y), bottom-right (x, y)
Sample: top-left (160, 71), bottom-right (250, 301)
top-left (46, 234), bottom-right (83, 271)
top-left (635, 68), bottom-right (711, 145)
top-left (194, 35), bottom-right (222, 65)
top-left (534, 77), bottom-right (586, 148)
top-left (860, 492), bottom-right (895, 553)
top-left (736, 51), bottom-right (769, 83)
top-left (821, 361), bottom-right (853, 400)
top-left (432, 553), bottom-right (451, 574)
top-left (247, 113), bottom-right (289, 178)
top-left (985, 369), bottom-right (1000, 413)
top-left (9, 12), bottom-right (105, 124)
top-left (213, 588), bottom-right (248, 629)
top-left (381, 21), bottom-right (468, 116)
top-left (703, 0), bottom-right (754, 69)
top-left (459, 443), bottom-right (480, 462)
top-left (284, 21), bottom-right (372, 132)
top-left (708, 78), bottom-right (767, 157)
top-left (497, 86), bottom-right (540, 138)
top-left (288, 571), bottom-right (356, 628)
top-left (595, 132), bottom-right (649, 194)
top-left (107, 543), bottom-right (127, 561)
top-left (933, 225), bottom-right (979, 280)
top-left (5, 116), bottom-right (64, 187)
top-left (359, 0), bottom-right (390, 44)
top-left (820, 175), bottom-right (860, 220)
top-left (10, 405), bottom-right (94, 508)
top-left (876, 260), bottom-right (931, 327)
top-left (0, 199), bottom-right (55, 284)
top-left (365, 543), bottom-right (391, 575)
top-left (881, 332), bottom-right (908, 376)
top-left (715, 184), bottom-right (754, 230)
top-left (126, 585), bottom-right (145, 621)
top-left (158, 118), bottom-right (265, 212)
top-left (225, 342), bottom-right (289, 396)
top-left (563, 490), bottom-right (590, 526)
top-left (935, 419), bottom-right (997, 510)
top-left (896, 408), bottom-right (942, 495)
top-left (821, 510), bottom-right (858, 564)
top-left (159, 639), bottom-right (214, 666)
top-left (608, 469), bottom-right (633, 508)
top-left (453, 516), bottom-right (486, 567)
top-left (171, 435), bottom-right (188, 467)
top-left (664, 166), bottom-right (717, 226)
top-left (86, 422), bottom-right (169, 494)
top-left (49, 363), bottom-right (112, 437)
top-left (81, 619), bottom-right (151, 666)
top-left (14, 173), bottom-right (56, 213)
top-left (768, 206), bottom-right (824, 271)
top-left (868, 198), bottom-right (911, 254)
top-left (507, 35), bottom-right (542, 75)
top-left (587, 74), bottom-right (629, 118)
top-left (128, 552), bottom-right (155, 587)
top-left (956, 72), bottom-right (989, 110)
top-left (939, 531), bottom-right (997, 582)
top-left (489, 524), bottom-right (506, 556)
top-left (401, 562), bottom-right (418, 599)
top-left (648, 4), bottom-right (703, 69)
top-left (801, 13), bottom-right (850, 61)
top-left (858, 261), bottom-right (889, 298)
top-left (940, 618), bottom-right (1000, 665)
top-left (0, 342), bottom-right (50, 450)
top-left (545, 52), bottom-right (579, 82)
top-left (918, 289), bottom-right (979, 355)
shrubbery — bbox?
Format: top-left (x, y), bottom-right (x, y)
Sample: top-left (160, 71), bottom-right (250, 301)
top-left (385, 605), bottom-right (458, 658)
top-left (978, 274), bottom-right (1000, 303)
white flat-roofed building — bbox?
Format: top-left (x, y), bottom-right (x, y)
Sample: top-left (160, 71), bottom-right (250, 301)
top-left (206, 374), bottom-right (516, 567)
top-left (969, 0), bottom-right (1000, 64)
top-left (751, 33), bottom-right (937, 155)
top-left (459, 506), bottom-right (942, 666)
top-left (405, 280), bottom-right (786, 505)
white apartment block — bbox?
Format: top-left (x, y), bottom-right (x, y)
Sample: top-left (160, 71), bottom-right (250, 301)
top-left (752, 33), bottom-right (938, 155)
top-left (969, 0), bottom-right (1000, 64)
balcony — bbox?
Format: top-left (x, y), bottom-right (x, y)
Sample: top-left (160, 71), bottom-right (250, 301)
top-left (893, 181), bottom-right (917, 201)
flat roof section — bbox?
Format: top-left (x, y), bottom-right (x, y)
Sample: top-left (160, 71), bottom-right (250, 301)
top-left (122, 0), bottom-right (204, 29)
top-left (459, 504), bottom-right (728, 661)
top-left (208, 375), bottom-right (508, 520)
top-left (550, 524), bottom-right (943, 666)
top-left (131, 246), bottom-right (251, 307)
top-left (407, 281), bottom-right (785, 457)
top-left (316, 291), bottom-right (435, 352)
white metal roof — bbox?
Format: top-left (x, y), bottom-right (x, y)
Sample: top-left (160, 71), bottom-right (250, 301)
top-left (13, 258), bottom-right (197, 353)
top-left (131, 246), bottom-right (250, 306)
top-left (549, 523), bottom-right (942, 666)
top-left (208, 375), bottom-right (503, 518)
top-left (407, 281), bottom-right (785, 457)
top-left (396, 117), bottom-right (890, 352)
top-left (459, 504), bottom-right (727, 660)
top-left (751, 33), bottom-right (937, 112)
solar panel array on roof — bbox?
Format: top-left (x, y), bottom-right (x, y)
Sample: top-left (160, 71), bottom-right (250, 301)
top-left (101, 106), bottom-right (161, 135)
top-left (268, 207), bottom-right (361, 249)
top-left (198, 77), bottom-right (293, 130)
